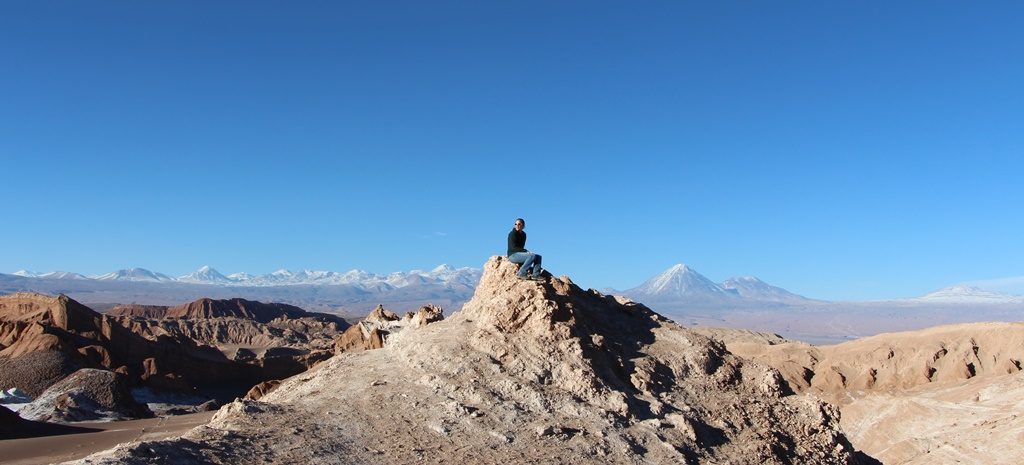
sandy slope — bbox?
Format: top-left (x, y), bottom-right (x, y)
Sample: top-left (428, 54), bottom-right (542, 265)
top-left (0, 411), bottom-right (214, 465)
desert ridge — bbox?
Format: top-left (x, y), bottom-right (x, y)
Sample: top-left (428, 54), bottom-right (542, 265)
top-left (694, 322), bottom-right (1024, 464)
top-left (696, 322), bottom-right (1024, 399)
top-left (65, 256), bottom-right (869, 464)
top-left (3, 259), bottom-right (1022, 464)
top-left (0, 293), bottom-right (348, 393)
top-left (0, 292), bottom-right (353, 425)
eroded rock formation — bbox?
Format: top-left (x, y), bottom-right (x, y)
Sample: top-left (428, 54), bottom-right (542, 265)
top-left (114, 299), bottom-right (347, 382)
top-left (72, 257), bottom-right (871, 464)
top-left (0, 293), bottom-right (344, 407)
top-left (698, 322), bottom-right (1024, 399)
top-left (694, 323), bottom-right (1024, 465)
top-left (0, 293), bottom-right (241, 394)
top-left (113, 298), bottom-right (326, 324)
top-left (333, 303), bottom-right (445, 354)
top-left (18, 368), bottom-right (152, 422)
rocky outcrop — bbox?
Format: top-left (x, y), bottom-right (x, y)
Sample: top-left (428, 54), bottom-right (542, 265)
top-left (697, 322), bottom-right (1024, 465)
top-left (705, 322), bottom-right (1024, 399)
top-left (75, 257), bottom-right (871, 464)
top-left (0, 293), bottom-right (278, 401)
top-left (0, 293), bottom-right (146, 374)
top-left (407, 303), bottom-right (443, 327)
top-left (162, 298), bottom-right (323, 323)
top-left (18, 368), bottom-right (152, 422)
top-left (113, 297), bottom-right (347, 383)
top-left (107, 304), bottom-right (169, 319)
top-left (243, 380), bottom-right (282, 401)
top-left (333, 303), bottom-right (445, 354)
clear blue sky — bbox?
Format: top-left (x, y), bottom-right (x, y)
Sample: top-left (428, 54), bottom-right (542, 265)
top-left (2, 1), bottom-right (1022, 300)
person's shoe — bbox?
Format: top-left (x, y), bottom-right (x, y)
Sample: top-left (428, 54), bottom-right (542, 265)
top-left (530, 275), bottom-right (546, 282)
top-left (516, 275), bottom-right (531, 281)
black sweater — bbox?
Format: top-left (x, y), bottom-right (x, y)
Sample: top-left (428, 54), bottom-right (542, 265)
top-left (507, 229), bottom-right (527, 256)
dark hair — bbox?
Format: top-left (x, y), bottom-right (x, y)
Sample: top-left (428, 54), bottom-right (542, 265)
top-left (515, 218), bottom-right (525, 224)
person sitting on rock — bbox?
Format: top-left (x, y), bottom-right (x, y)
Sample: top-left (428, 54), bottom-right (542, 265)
top-left (507, 217), bottom-right (545, 281)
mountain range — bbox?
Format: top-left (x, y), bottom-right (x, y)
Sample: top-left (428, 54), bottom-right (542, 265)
top-left (11, 264), bottom-right (480, 289)
top-left (913, 284), bottom-right (1024, 304)
top-left (8, 263), bottom-right (1024, 305)
top-left (622, 263), bottom-right (812, 305)
top-left (2, 259), bottom-right (1023, 346)
top-left (609, 264), bottom-right (1024, 344)
top-left (621, 263), bottom-right (1024, 305)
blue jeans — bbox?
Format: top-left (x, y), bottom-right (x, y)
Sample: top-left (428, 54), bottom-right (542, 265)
top-left (508, 252), bottom-right (542, 278)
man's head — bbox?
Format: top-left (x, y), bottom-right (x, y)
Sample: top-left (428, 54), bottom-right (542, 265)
top-left (514, 218), bottom-right (525, 231)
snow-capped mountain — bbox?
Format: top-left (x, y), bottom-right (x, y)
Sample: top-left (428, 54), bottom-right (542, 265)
top-left (424, 264), bottom-right (482, 287)
top-left (37, 271), bottom-right (89, 280)
top-left (912, 285), bottom-right (1024, 304)
top-left (720, 276), bottom-right (808, 302)
top-left (623, 264), bottom-right (811, 306)
top-left (625, 264), bottom-right (736, 303)
top-left (3, 264), bottom-right (483, 315)
top-left (11, 270), bottom-right (88, 280)
top-left (202, 264), bottom-right (481, 289)
top-left (94, 268), bottom-right (176, 282)
top-left (226, 272), bottom-right (253, 282)
top-left (6, 264), bottom-right (483, 290)
top-left (178, 266), bottom-right (234, 284)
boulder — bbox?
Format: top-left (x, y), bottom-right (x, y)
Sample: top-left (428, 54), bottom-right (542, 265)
top-left (18, 368), bottom-right (152, 422)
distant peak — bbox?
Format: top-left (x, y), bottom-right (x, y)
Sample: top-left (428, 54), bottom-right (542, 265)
top-left (660, 263), bottom-right (704, 278)
top-left (929, 285), bottom-right (988, 294)
top-left (944, 284), bottom-right (983, 292)
top-left (664, 263), bottom-right (693, 274)
top-left (923, 284), bottom-right (1000, 297)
